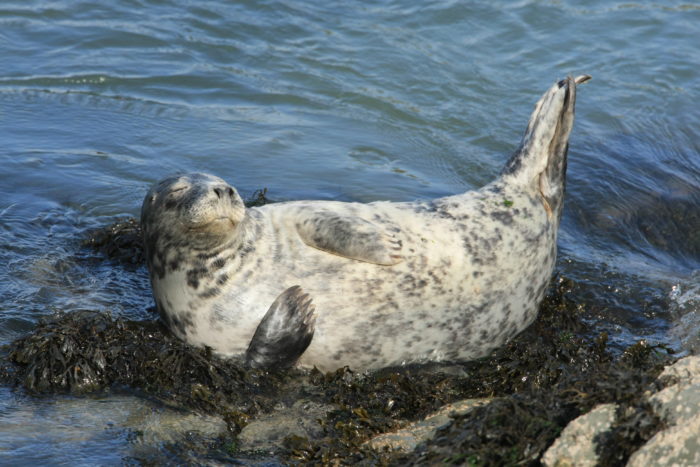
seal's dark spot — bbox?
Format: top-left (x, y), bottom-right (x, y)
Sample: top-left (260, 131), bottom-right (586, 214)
top-left (216, 273), bottom-right (229, 286)
top-left (199, 287), bottom-right (221, 299)
top-left (186, 266), bottom-right (209, 290)
top-left (163, 310), bottom-right (195, 338)
top-left (491, 210), bottom-right (514, 225)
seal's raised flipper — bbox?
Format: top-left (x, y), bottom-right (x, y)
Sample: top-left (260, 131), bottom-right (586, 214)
top-left (295, 211), bottom-right (403, 265)
top-left (502, 75), bottom-right (590, 218)
top-left (245, 286), bottom-right (316, 370)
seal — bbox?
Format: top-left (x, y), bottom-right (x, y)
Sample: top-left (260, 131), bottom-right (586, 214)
top-left (141, 75), bottom-right (590, 371)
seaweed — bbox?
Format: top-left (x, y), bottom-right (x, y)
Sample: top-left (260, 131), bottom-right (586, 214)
top-left (245, 188), bottom-right (271, 207)
top-left (82, 217), bottom-right (144, 266)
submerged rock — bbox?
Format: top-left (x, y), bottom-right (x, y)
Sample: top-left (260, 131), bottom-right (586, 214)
top-left (238, 400), bottom-right (334, 453)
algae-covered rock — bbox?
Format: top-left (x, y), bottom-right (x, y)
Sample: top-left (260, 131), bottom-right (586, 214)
top-left (541, 403), bottom-right (618, 467)
top-left (627, 415), bottom-right (700, 467)
top-left (82, 218), bottom-right (144, 266)
top-left (623, 356), bottom-right (700, 467)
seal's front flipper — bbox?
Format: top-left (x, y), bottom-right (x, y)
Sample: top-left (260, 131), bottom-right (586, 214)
top-left (295, 211), bottom-right (403, 265)
top-left (245, 286), bottom-right (316, 370)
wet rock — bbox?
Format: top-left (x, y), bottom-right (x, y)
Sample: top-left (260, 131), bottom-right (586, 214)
top-left (238, 400), bottom-right (333, 453)
top-left (366, 398), bottom-right (488, 453)
top-left (541, 403), bottom-right (617, 467)
top-left (668, 275), bottom-right (700, 355)
top-left (0, 391), bottom-right (238, 465)
top-left (626, 356), bottom-right (700, 467)
top-left (628, 415), bottom-right (700, 467)
top-left (651, 358), bottom-right (700, 426)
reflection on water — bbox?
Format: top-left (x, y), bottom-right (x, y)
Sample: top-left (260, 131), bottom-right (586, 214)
top-left (0, 0), bottom-right (698, 462)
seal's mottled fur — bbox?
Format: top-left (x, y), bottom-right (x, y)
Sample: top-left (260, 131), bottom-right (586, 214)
top-left (141, 76), bottom-right (588, 371)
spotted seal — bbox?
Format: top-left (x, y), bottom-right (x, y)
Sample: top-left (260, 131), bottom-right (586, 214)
top-left (141, 75), bottom-right (590, 371)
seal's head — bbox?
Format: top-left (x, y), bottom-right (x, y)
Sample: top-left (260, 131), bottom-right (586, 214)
top-left (141, 173), bottom-right (245, 255)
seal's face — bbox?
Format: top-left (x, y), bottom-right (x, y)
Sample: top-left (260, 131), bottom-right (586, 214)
top-left (141, 173), bottom-right (246, 251)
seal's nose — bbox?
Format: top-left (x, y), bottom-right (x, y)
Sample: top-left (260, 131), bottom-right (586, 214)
top-left (213, 186), bottom-right (235, 199)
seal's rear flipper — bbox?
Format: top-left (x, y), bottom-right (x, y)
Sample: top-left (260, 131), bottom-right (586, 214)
top-left (245, 286), bottom-right (316, 370)
top-left (501, 75), bottom-right (590, 218)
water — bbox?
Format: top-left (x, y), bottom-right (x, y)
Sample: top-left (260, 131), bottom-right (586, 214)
top-left (1, 0), bottom-right (698, 463)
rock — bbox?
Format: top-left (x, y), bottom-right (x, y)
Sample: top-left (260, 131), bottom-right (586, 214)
top-left (625, 356), bottom-right (700, 466)
top-left (627, 415), bottom-right (700, 467)
top-left (542, 356), bottom-right (700, 467)
top-left (655, 355), bottom-right (700, 386)
top-left (651, 380), bottom-right (700, 426)
top-left (366, 398), bottom-right (488, 453)
top-left (650, 356), bottom-right (700, 429)
top-left (541, 403), bottom-right (618, 467)
top-left (237, 400), bottom-right (333, 453)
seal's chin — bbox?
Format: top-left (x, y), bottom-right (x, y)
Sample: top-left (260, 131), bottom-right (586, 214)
top-left (186, 216), bottom-right (238, 233)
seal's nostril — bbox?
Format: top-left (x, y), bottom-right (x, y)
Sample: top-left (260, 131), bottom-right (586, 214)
top-left (214, 188), bottom-right (223, 199)
top-left (227, 187), bottom-right (234, 198)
